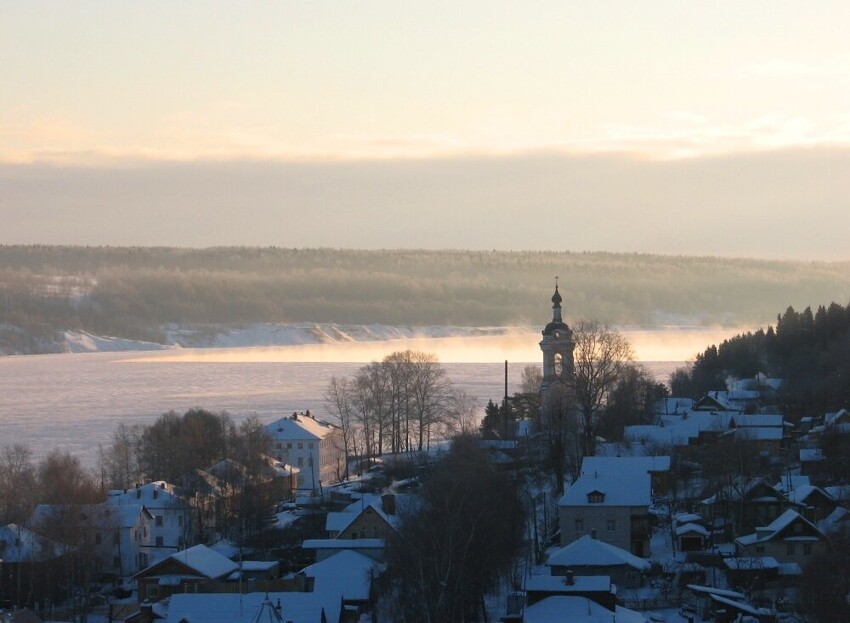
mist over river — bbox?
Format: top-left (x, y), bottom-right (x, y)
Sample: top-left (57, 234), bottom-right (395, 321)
top-left (0, 327), bottom-right (739, 465)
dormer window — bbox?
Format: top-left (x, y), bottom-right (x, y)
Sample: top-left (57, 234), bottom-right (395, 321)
top-left (587, 491), bottom-right (605, 504)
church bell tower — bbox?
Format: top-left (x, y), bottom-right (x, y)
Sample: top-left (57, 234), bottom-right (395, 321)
top-left (539, 280), bottom-right (575, 395)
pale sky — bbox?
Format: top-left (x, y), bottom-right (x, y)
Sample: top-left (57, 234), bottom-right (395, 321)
top-left (2, 2), bottom-right (850, 257)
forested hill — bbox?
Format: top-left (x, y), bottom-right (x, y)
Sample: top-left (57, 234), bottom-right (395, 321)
top-left (2, 246), bottom-right (850, 354)
top-left (672, 302), bottom-right (850, 417)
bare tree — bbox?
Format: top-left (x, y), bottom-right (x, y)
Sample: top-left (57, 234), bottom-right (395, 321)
top-left (0, 444), bottom-right (38, 524)
top-left (571, 321), bottom-right (634, 456)
top-left (324, 376), bottom-right (357, 479)
top-left (541, 382), bottom-right (582, 494)
top-left (443, 389), bottom-right (479, 436)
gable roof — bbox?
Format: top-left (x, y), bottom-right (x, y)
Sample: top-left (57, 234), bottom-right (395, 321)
top-left (300, 549), bottom-right (380, 601)
top-left (136, 544), bottom-right (239, 580)
top-left (580, 455), bottom-right (671, 475)
top-left (162, 591), bottom-right (342, 623)
top-left (325, 500), bottom-right (398, 536)
top-left (265, 413), bottom-right (339, 441)
top-left (735, 509), bottom-right (826, 547)
top-left (547, 535), bottom-right (651, 571)
top-left (523, 597), bottom-right (647, 623)
top-left (559, 471), bottom-right (651, 508)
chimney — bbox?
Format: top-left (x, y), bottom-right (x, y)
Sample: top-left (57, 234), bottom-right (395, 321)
top-left (382, 493), bottom-right (397, 515)
top-left (565, 570), bottom-right (575, 586)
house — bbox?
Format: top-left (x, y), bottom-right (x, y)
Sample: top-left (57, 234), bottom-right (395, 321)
top-left (545, 534), bottom-right (651, 588)
top-left (558, 471), bottom-right (652, 557)
top-left (151, 591), bottom-right (343, 623)
top-left (786, 484), bottom-right (837, 523)
top-left (325, 494), bottom-right (399, 540)
top-left (0, 524), bottom-right (70, 609)
top-left (682, 585), bottom-right (772, 623)
top-left (734, 509), bottom-right (828, 564)
top-left (134, 544), bottom-right (239, 603)
top-left (297, 549), bottom-right (382, 614)
top-left (520, 596), bottom-right (648, 623)
top-left (107, 481), bottom-right (192, 565)
top-left (699, 478), bottom-right (794, 537)
top-left (265, 411), bottom-right (346, 492)
top-left (301, 538), bottom-right (386, 563)
top-left (579, 455), bottom-right (671, 497)
top-left (523, 573), bottom-right (616, 610)
top-left (27, 502), bottom-right (154, 576)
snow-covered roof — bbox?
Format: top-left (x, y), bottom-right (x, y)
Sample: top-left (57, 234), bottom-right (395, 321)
top-left (773, 475), bottom-right (811, 494)
top-left (301, 550), bottom-right (381, 601)
top-left (107, 481), bottom-right (182, 507)
top-left (559, 471), bottom-right (651, 508)
top-left (161, 591), bottom-right (342, 623)
top-left (736, 509), bottom-right (825, 546)
top-left (825, 408), bottom-right (850, 428)
top-left (326, 496), bottom-right (400, 535)
top-left (788, 484), bottom-right (834, 505)
top-left (265, 413), bottom-right (339, 441)
top-left (686, 584), bottom-right (746, 600)
top-left (522, 596), bottom-right (647, 623)
top-left (0, 523), bottom-right (67, 562)
top-left (581, 455), bottom-right (671, 476)
top-left (547, 535), bottom-right (651, 571)
top-left (799, 448), bottom-right (824, 462)
top-left (675, 523), bottom-right (709, 537)
top-left (163, 544), bottom-right (239, 579)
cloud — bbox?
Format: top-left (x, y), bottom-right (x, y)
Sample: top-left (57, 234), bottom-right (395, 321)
top-left (2, 147), bottom-right (850, 260)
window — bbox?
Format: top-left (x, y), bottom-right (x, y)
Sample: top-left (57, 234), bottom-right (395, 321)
top-left (95, 532), bottom-right (102, 545)
top-left (575, 518), bottom-right (584, 532)
top-left (607, 519), bottom-right (616, 532)
top-left (591, 529), bottom-right (597, 539)
top-left (155, 536), bottom-right (163, 547)
top-left (755, 546), bottom-right (765, 554)
top-left (298, 442), bottom-right (303, 449)
top-left (587, 492), bottom-right (605, 504)
top-left (804, 543), bottom-right (813, 556)
top-left (786, 542), bottom-right (796, 556)
top-left (155, 515), bottom-right (163, 527)
top-left (298, 457), bottom-right (304, 467)
top-left (146, 585), bottom-right (159, 599)
top-left (275, 442), bottom-right (281, 449)
top-left (178, 515), bottom-right (183, 527)
top-left (308, 442), bottom-right (314, 449)
top-left (287, 442), bottom-right (292, 449)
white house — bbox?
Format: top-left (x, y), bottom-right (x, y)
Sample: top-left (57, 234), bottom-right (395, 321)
top-left (107, 481), bottom-right (192, 565)
top-left (265, 411), bottom-right (345, 492)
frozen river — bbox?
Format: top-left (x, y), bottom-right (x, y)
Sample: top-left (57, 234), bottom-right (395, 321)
top-left (0, 326), bottom-right (736, 465)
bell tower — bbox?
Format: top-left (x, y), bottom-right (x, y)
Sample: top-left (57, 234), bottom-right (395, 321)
top-left (539, 279), bottom-right (574, 394)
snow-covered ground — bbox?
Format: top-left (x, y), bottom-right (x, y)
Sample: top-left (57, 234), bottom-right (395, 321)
top-left (59, 323), bottom-right (525, 353)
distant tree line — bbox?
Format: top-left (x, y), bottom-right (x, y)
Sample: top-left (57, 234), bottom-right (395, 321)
top-left (3, 245), bottom-right (850, 353)
top-left (670, 301), bottom-right (850, 417)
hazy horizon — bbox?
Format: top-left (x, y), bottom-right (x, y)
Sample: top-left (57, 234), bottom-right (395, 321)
top-left (3, 2), bottom-right (849, 259)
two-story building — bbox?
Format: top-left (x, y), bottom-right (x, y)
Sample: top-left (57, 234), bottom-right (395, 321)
top-left (265, 411), bottom-right (345, 493)
top-left (107, 481), bottom-right (192, 565)
top-left (558, 470), bottom-right (652, 557)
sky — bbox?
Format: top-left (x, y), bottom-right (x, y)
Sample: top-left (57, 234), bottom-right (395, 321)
top-left (2, 2), bottom-right (850, 258)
